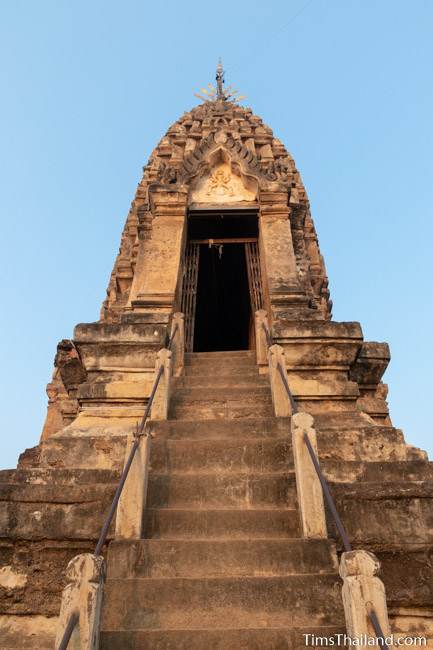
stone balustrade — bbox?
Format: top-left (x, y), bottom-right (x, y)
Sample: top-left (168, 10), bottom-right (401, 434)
top-left (55, 554), bottom-right (104, 650)
top-left (340, 550), bottom-right (392, 648)
top-left (254, 309), bottom-right (269, 369)
top-left (291, 410), bottom-right (393, 646)
top-left (56, 317), bottom-right (184, 647)
top-left (171, 312), bottom-right (185, 377)
top-left (291, 411), bottom-right (327, 539)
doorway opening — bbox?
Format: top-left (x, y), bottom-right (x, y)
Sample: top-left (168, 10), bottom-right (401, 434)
top-left (194, 243), bottom-right (250, 351)
top-left (181, 210), bottom-right (263, 353)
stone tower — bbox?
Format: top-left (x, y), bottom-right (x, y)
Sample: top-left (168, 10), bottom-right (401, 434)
top-left (1, 66), bottom-right (432, 649)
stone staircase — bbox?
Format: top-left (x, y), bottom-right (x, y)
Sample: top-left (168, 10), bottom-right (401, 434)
top-left (1, 350), bottom-right (432, 647)
top-left (99, 351), bottom-right (345, 649)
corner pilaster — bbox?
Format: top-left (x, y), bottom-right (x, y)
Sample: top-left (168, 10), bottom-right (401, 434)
top-left (128, 188), bottom-right (188, 318)
top-left (259, 192), bottom-right (310, 320)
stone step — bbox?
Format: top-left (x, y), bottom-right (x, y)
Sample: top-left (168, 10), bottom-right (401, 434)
top-left (150, 438), bottom-right (292, 473)
top-left (143, 507), bottom-right (300, 539)
top-left (38, 419), bottom-right (291, 470)
top-left (101, 574), bottom-right (344, 630)
top-left (184, 364), bottom-right (261, 377)
top-left (172, 387), bottom-right (272, 401)
top-left (151, 417), bottom-right (290, 440)
top-left (100, 626), bottom-right (346, 650)
top-left (185, 351), bottom-right (256, 361)
top-left (144, 433), bottom-right (433, 483)
top-left (170, 404), bottom-right (275, 419)
top-left (147, 472), bottom-right (296, 508)
top-left (170, 388), bottom-right (274, 419)
top-left (184, 358), bottom-right (258, 372)
top-left (174, 374), bottom-right (268, 388)
top-left (107, 538), bottom-right (338, 579)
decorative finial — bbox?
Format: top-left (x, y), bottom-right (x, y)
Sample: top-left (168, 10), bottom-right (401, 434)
top-left (195, 60), bottom-right (246, 104)
top-left (216, 58), bottom-right (225, 101)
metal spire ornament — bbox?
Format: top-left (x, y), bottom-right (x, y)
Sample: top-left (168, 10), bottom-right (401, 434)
top-left (195, 59), bottom-right (246, 104)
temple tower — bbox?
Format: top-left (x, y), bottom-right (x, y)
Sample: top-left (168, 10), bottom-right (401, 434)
top-left (0, 66), bottom-right (432, 649)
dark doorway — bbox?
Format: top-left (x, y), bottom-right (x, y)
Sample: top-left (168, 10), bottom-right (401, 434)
top-left (181, 210), bottom-right (261, 352)
top-left (193, 243), bottom-right (251, 352)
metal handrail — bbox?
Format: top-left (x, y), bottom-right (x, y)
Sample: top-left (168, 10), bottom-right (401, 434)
top-left (368, 607), bottom-right (390, 649)
top-left (58, 322), bottom-right (179, 650)
top-left (303, 431), bottom-right (388, 649)
top-left (167, 323), bottom-right (179, 351)
top-left (276, 363), bottom-right (298, 415)
top-left (58, 613), bottom-right (79, 650)
top-left (261, 321), bottom-right (273, 348)
top-left (303, 432), bottom-right (352, 552)
top-left (260, 321), bottom-right (297, 413)
top-left (261, 318), bottom-right (389, 649)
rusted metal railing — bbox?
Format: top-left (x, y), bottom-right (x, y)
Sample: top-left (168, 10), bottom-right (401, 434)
top-left (303, 430), bottom-right (389, 648)
top-left (276, 363), bottom-right (298, 415)
top-left (260, 315), bottom-right (389, 650)
top-left (302, 432), bottom-right (352, 553)
top-left (261, 320), bottom-right (273, 348)
top-left (58, 613), bottom-right (79, 650)
top-left (261, 320), bottom-right (297, 414)
top-left (58, 322), bottom-right (179, 650)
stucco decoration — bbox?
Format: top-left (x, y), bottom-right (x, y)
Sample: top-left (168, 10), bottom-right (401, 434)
top-left (190, 162), bottom-right (257, 204)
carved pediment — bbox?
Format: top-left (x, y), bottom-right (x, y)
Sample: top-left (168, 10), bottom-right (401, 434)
top-left (190, 162), bottom-right (257, 204)
top-left (181, 131), bottom-right (290, 193)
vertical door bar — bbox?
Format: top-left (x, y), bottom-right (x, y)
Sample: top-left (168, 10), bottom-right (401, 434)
top-left (245, 241), bottom-right (264, 312)
top-left (181, 243), bottom-right (200, 352)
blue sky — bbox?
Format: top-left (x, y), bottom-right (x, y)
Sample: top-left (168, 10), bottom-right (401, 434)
top-left (0, 0), bottom-right (432, 468)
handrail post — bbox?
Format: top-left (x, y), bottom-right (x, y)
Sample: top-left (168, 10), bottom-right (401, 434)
top-left (56, 339), bottom-right (174, 646)
top-left (268, 344), bottom-right (293, 417)
top-left (116, 342), bottom-right (173, 538)
top-left (171, 312), bottom-right (185, 377)
top-left (55, 553), bottom-right (104, 650)
top-left (151, 348), bottom-right (172, 420)
top-left (301, 427), bottom-right (392, 648)
top-left (115, 425), bottom-right (152, 539)
top-left (254, 309), bottom-right (269, 369)
top-left (291, 412), bottom-right (327, 538)
top-left (340, 550), bottom-right (392, 648)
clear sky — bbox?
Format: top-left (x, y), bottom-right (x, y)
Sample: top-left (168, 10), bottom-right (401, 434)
top-left (0, 0), bottom-right (432, 469)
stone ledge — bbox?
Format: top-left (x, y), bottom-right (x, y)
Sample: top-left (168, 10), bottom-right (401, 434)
top-left (274, 320), bottom-right (363, 340)
top-left (322, 460), bottom-right (433, 483)
top-left (328, 480), bottom-right (433, 547)
top-left (0, 468), bottom-right (119, 486)
top-left (74, 322), bottom-right (166, 343)
top-left (77, 379), bottom-right (154, 401)
top-left (0, 614), bottom-right (57, 649)
top-left (350, 341), bottom-right (390, 386)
